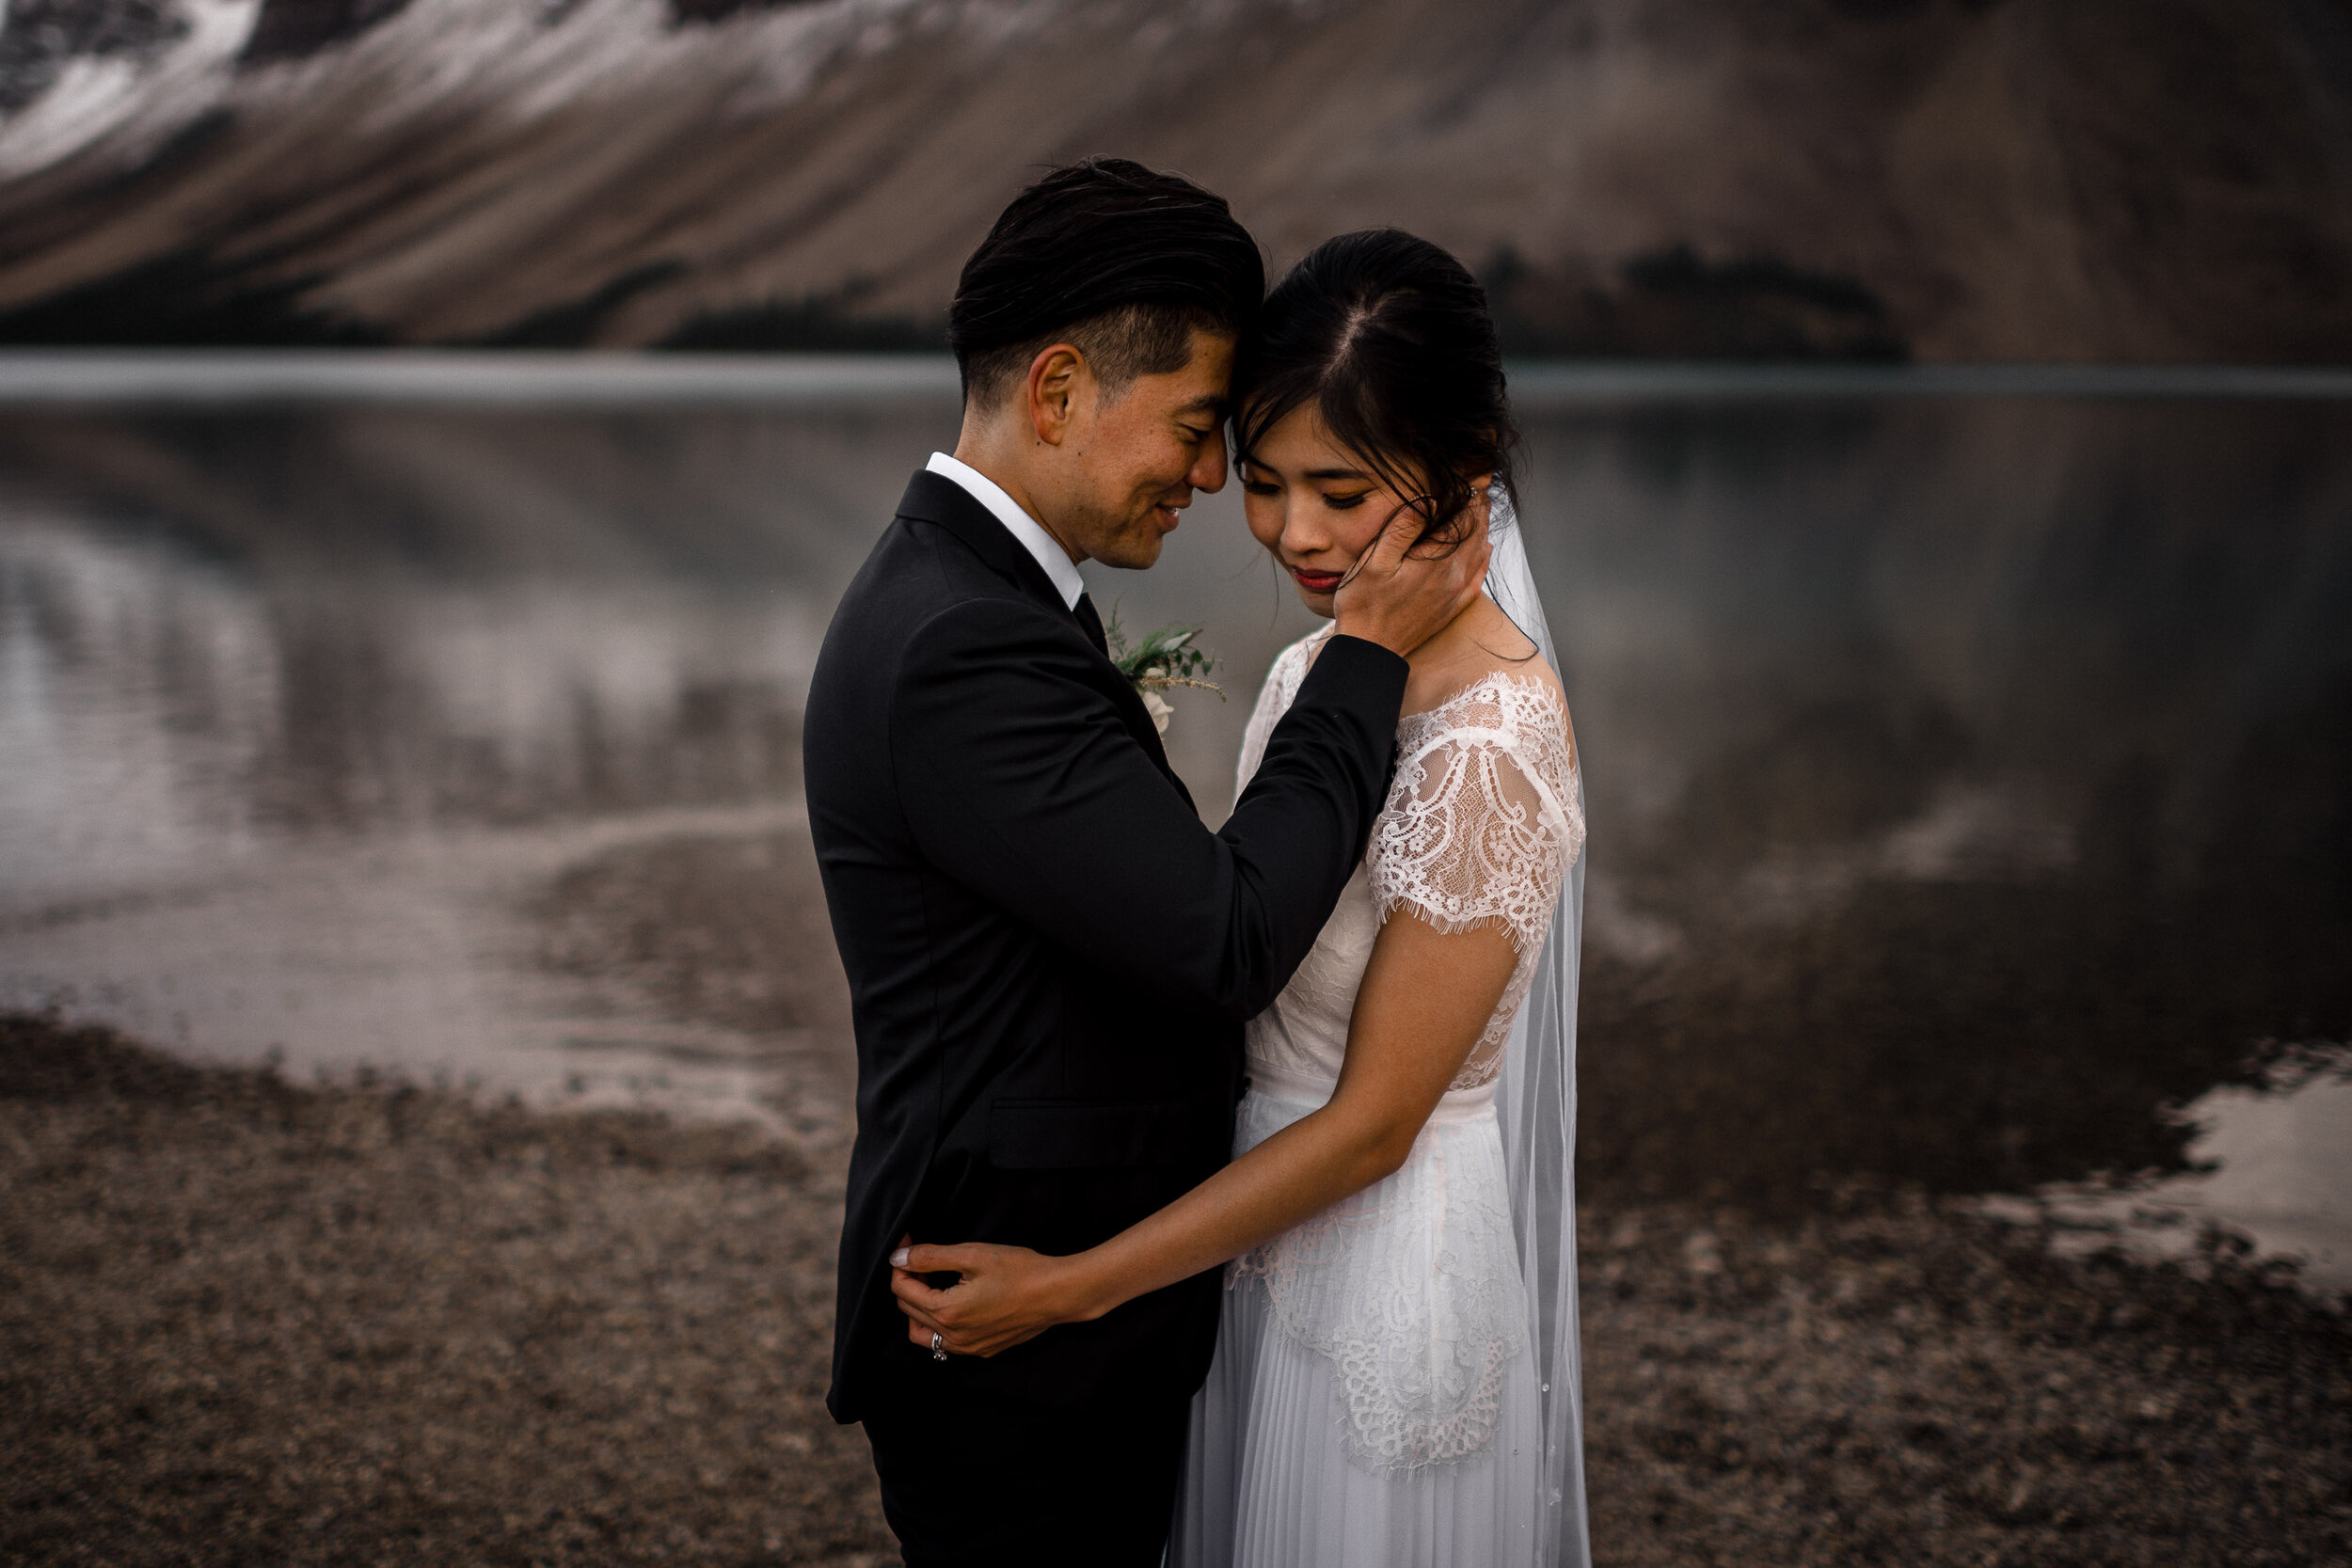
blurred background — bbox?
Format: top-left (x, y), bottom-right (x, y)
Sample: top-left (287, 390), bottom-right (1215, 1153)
top-left (2, 3), bottom-right (2350, 1565)
top-left (1, 0), bottom-right (2349, 358)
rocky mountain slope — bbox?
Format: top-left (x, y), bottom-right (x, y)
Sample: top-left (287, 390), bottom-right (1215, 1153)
top-left (0, 0), bottom-right (2348, 359)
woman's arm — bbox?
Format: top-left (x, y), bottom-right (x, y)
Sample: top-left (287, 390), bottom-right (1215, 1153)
top-left (891, 909), bottom-right (1520, 1358)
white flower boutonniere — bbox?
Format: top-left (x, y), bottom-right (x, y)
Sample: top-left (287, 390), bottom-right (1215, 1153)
top-left (1104, 615), bottom-right (1224, 736)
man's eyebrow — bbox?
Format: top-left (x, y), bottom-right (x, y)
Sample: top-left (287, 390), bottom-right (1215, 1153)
top-left (1178, 394), bottom-right (1229, 416)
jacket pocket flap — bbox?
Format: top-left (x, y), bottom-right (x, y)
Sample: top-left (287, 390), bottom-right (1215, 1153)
top-left (988, 1098), bottom-right (1223, 1170)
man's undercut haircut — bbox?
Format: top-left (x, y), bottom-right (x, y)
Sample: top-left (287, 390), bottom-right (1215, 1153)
top-left (950, 158), bottom-right (1264, 409)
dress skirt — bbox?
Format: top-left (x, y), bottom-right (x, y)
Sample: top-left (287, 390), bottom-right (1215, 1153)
top-left (1168, 1085), bottom-right (1545, 1568)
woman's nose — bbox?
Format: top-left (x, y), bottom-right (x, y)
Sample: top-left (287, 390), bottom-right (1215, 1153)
top-left (1281, 501), bottom-right (1330, 558)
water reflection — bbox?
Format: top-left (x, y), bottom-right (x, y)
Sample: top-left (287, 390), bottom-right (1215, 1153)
top-left (0, 401), bottom-right (950, 1136)
top-left (2024, 1054), bottom-right (2352, 1290)
top-left (0, 378), bottom-right (2344, 1278)
top-left (1532, 399), bottom-right (2352, 1230)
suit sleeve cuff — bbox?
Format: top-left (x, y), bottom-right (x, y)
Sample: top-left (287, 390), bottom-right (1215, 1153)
top-left (1294, 633), bottom-right (1409, 723)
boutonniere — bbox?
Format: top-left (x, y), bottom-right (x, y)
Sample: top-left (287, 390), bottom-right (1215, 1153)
top-left (1104, 614), bottom-right (1225, 735)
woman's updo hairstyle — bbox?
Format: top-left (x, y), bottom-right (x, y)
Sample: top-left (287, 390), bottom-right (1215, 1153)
top-left (1234, 229), bottom-right (1518, 548)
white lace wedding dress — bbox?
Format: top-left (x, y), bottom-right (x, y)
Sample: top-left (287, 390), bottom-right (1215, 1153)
top-left (1168, 623), bottom-right (1586, 1568)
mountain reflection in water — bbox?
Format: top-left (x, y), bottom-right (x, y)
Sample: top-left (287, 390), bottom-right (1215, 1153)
top-left (1525, 398), bottom-right (2352, 1269)
top-left (0, 368), bottom-right (2344, 1279)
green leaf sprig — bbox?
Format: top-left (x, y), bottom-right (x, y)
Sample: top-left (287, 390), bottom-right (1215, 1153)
top-left (1103, 613), bottom-right (1225, 701)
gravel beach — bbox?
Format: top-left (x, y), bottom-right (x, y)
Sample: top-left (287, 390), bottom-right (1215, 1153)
top-left (5, 1012), bottom-right (2346, 1567)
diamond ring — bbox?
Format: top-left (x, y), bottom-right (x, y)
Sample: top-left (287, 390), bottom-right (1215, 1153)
top-left (930, 1331), bottom-right (947, 1362)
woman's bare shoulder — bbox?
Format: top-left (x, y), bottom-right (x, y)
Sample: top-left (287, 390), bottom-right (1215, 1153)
top-left (1400, 596), bottom-right (1563, 720)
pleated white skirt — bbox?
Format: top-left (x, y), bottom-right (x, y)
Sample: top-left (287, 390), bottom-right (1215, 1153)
top-left (1167, 1086), bottom-right (1546, 1568)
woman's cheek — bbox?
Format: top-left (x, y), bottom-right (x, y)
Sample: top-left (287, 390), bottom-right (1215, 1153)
top-left (1243, 495), bottom-right (1284, 556)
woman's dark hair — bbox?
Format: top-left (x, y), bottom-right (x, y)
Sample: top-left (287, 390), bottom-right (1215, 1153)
top-left (1235, 229), bottom-right (1518, 546)
top-left (950, 158), bottom-right (1264, 407)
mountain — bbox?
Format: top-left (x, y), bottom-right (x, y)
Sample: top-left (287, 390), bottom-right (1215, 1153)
top-left (0, 0), bottom-right (2348, 360)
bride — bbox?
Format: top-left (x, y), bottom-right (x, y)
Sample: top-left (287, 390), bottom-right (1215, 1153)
top-left (889, 229), bottom-right (1592, 1568)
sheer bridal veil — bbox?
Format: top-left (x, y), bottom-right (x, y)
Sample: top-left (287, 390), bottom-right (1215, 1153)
top-left (1484, 483), bottom-right (1593, 1568)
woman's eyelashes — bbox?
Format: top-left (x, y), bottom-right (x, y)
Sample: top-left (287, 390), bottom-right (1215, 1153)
top-left (1235, 473), bottom-right (1372, 511)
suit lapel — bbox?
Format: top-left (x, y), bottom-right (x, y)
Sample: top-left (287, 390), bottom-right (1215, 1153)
top-left (895, 470), bottom-right (1068, 617)
top-left (891, 471), bottom-right (1191, 801)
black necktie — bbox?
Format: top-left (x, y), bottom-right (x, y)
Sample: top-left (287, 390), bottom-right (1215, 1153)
top-left (1073, 592), bottom-right (1109, 658)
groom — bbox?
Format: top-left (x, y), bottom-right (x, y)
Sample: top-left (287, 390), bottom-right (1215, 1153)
top-left (804, 159), bottom-right (1487, 1566)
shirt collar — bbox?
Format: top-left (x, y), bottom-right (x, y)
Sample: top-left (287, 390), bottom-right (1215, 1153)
top-left (925, 451), bottom-right (1086, 610)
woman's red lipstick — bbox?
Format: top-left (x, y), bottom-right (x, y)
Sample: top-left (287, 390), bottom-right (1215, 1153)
top-left (1289, 565), bottom-right (1343, 594)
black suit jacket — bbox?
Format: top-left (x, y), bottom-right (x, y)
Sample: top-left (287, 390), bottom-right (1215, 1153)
top-left (805, 470), bottom-right (1406, 1421)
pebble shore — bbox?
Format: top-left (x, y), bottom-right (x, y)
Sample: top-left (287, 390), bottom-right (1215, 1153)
top-left (5, 1013), bottom-right (2346, 1566)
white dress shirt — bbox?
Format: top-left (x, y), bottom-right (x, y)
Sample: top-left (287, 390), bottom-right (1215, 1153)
top-left (925, 451), bottom-right (1086, 611)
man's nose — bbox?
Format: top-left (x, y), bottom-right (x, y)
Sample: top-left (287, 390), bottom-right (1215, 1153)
top-left (1190, 428), bottom-right (1229, 493)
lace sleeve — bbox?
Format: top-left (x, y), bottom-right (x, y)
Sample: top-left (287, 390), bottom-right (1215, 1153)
top-left (1367, 678), bottom-right (1581, 955)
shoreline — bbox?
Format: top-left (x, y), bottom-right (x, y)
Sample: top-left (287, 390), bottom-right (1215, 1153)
top-left (2, 352), bottom-right (2349, 408)
top-left (4, 1012), bottom-right (2346, 1566)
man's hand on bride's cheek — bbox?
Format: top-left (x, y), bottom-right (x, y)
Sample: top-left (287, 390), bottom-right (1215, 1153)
top-left (888, 1241), bottom-right (1081, 1358)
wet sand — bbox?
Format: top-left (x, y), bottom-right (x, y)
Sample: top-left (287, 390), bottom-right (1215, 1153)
top-left (1578, 1194), bottom-right (2351, 1566)
top-left (0, 1013), bottom-right (891, 1566)
top-left (6, 1013), bottom-right (2345, 1567)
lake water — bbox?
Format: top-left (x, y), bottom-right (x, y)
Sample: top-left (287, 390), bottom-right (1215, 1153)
top-left (1, 355), bottom-right (2345, 1289)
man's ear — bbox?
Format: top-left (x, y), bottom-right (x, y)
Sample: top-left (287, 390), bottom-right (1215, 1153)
top-left (1026, 344), bottom-right (1089, 448)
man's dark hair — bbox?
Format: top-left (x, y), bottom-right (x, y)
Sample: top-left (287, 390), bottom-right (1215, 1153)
top-left (949, 158), bottom-right (1264, 408)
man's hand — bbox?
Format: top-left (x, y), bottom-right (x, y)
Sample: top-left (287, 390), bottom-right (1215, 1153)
top-left (889, 1240), bottom-right (1093, 1359)
top-left (1330, 489), bottom-right (1492, 657)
